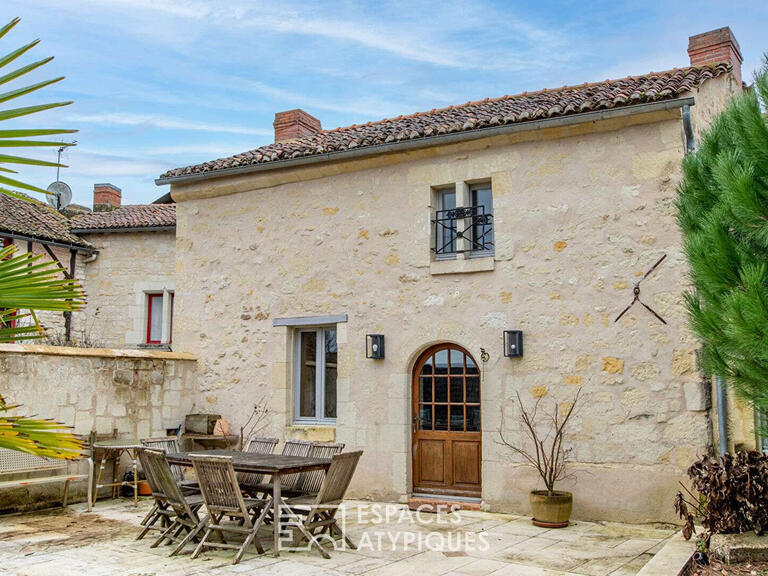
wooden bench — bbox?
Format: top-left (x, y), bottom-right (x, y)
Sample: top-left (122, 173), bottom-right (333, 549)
top-left (0, 448), bottom-right (87, 508)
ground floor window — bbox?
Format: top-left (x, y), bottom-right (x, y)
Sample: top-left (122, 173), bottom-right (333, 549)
top-left (146, 291), bottom-right (173, 344)
top-left (294, 327), bottom-right (337, 423)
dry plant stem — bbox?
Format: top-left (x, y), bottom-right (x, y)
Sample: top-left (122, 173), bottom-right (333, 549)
top-left (238, 401), bottom-right (270, 450)
top-left (497, 389), bottom-right (580, 496)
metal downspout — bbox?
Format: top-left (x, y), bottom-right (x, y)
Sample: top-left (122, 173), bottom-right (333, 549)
top-left (716, 375), bottom-right (728, 455)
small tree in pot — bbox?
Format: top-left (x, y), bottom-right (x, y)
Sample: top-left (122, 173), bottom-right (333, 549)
top-left (498, 389), bottom-right (580, 527)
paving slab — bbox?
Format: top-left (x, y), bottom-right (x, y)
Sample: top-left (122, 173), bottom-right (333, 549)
top-left (0, 499), bottom-right (675, 576)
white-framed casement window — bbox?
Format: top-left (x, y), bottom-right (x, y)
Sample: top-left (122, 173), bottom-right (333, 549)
top-left (145, 291), bottom-right (174, 345)
top-left (435, 188), bottom-right (457, 258)
top-left (469, 183), bottom-right (494, 257)
top-left (294, 326), bottom-right (337, 424)
top-left (432, 181), bottom-right (494, 258)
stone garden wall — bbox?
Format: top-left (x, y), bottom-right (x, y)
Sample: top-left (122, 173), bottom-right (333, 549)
top-left (0, 344), bottom-right (197, 511)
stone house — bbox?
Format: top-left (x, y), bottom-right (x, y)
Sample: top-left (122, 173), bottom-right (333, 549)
top-left (0, 192), bottom-right (93, 338)
top-left (70, 185), bottom-right (176, 348)
top-left (0, 185), bottom-right (176, 348)
top-left (155, 27), bottom-right (748, 523)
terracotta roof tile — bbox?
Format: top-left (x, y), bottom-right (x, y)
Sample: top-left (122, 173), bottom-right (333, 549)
top-left (0, 193), bottom-right (92, 248)
top-left (70, 204), bottom-right (176, 231)
top-left (159, 64), bottom-right (730, 181)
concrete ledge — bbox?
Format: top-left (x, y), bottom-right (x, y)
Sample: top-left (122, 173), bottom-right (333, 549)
top-left (637, 531), bottom-right (694, 576)
top-left (0, 343), bottom-right (196, 361)
top-left (430, 256), bottom-right (495, 275)
top-left (710, 532), bottom-right (768, 563)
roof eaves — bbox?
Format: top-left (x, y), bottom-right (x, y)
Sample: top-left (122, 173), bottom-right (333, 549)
top-left (0, 229), bottom-right (95, 252)
top-left (156, 96), bottom-right (695, 186)
top-left (71, 225), bottom-right (176, 234)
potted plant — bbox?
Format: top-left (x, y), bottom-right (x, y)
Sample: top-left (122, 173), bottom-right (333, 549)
top-left (498, 389), bottom-right (580, 528)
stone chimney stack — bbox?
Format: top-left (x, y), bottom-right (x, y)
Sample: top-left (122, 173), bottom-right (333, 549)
top-left (688, 27), bottom-right (743, 87)
top-left (273, 109), bottom-right (322, 143)
top-left (93, 183), bottom-right (121, 212)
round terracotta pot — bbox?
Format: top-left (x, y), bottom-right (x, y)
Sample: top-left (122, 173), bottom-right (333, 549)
top-left (137, 480), bottom-right (152, 496)
top-left (529, 490), bottom-right (572, 528)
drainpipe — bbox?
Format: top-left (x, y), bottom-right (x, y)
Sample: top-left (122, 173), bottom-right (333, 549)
top-left (716, 375), bottom-right (728, 455)
top-left (682, 104), bottom-right (695, 154)
top-left (83, 252), bottom-right (98, 264)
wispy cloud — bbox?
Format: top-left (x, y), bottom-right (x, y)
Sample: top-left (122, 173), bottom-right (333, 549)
top-left (143, 143), bottom-right (255, 158)
top-left (67, 150), bottom-right (169, 178)
top-left (239, 80), bottom-right (403, 118)
top-left (65, 113), bottom-right (271, 136)
top-left (73, 0), bottom-right (568, 72)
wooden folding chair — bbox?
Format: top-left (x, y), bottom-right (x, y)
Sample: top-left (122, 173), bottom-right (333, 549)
top-left (278, 440), bottom-right (313, 491)
top-left (141, 435), bottom-right (194, 489)
top-left (190, 454), bottom-right (271, 564)
top-left (249, 439), bottom-right (313, 499)
top-left (138, 450), bottom-right (206, 556)
top-left (297, 442), bottom-right (345, 496)
top-left (282, 451), bottom-right (362, 559)
top-left (237, 437), bottom-right (278, 496)
top-left (136, 448), bottom-right (173, 540)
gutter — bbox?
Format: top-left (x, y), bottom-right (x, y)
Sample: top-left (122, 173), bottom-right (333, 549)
top-left (71, 225), bottom-right (176, 234)
top-left (156, 97), bottom-right (696, 186)
top-left (716, 375), bottom-right (728, 455)
top-left (0, 231), bottom-right (95, 253)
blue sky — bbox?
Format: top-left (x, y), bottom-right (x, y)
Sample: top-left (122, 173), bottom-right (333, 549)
top-left (4, 1), bottom-right (767, 206)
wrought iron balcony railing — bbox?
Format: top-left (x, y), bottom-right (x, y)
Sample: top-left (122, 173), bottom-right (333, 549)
top-left (432, 206), bottom-right (494, 255)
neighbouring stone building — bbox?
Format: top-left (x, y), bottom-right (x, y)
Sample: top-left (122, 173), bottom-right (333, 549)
top-left (70, 185), bottom-right (176, 348)
top-left (0, 184), bottom-right (176, 348)
top-left (154, 28), bottom-right (747, 522)
top-left (0, 192), bottom-right (93, 338)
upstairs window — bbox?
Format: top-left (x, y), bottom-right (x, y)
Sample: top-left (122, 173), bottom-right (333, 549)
top-left (470, 184), bottom-right (494, 255)
top-left (146, 291), bottom-right (174, 345)
top-left (435, 189), bottom-right (456, 256)
top-left (294, 327), bottom-right (337, 423)
top-left (432, 183), bottom-right (494, 257)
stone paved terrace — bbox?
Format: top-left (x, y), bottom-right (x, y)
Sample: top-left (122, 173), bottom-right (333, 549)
top-left (0, 499), bottom-right (676, 576)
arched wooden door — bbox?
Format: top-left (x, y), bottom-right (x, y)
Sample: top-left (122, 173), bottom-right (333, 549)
top-left (412, 344), bottom-right (481, 497)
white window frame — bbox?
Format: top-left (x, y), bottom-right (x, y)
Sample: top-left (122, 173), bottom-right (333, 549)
top-left (293, 326), bottom-right (337, 424)
top-left (469, 182), bottom-right (494, 258)
top-left (144, 289), bottom-right (174, 345)
top-left (435, 186), bottom-right (458, 260)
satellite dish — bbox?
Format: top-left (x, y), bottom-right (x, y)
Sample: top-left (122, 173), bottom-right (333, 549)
top-left (46, 181), bottom-right (72, 210)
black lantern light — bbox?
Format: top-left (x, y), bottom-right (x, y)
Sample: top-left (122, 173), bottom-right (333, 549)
top-left (503, 330), bottom-right (523, 358)
top-left (366, 334), bottom-right (385, 359)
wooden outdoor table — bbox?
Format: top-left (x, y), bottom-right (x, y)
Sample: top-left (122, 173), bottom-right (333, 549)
top-left (90, 439), bottom-right (143, 508)
top-left (166, 449), bottom-right (331, 557)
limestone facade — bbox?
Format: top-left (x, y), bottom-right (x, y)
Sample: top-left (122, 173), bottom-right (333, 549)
top-left (78, 231), bottom-right (176, 348)
top-left (165, 72), bottom-right (741, 523)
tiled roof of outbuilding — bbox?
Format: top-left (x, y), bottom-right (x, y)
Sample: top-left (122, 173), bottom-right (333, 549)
top-left (159, 63), bottom-right (731, 181)
top-left (70, 204), bottom-right (176, 232)
top-left (0, 193), bottom-right (92, 248)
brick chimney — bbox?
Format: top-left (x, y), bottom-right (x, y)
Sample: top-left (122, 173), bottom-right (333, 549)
top-left (93, 183), bottom-right (121, 212)
top-left (688, 27), bottom-right (743, 87)
top-left (273, 109), bottom-right (321, 142)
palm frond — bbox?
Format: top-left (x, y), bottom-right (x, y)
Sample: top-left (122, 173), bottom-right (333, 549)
top-left (0, 16), bottom-right (76, 198)
top-left (0, 18), bottom-right (84, 461)
top-left (0, 395), bottom-right (83, 459)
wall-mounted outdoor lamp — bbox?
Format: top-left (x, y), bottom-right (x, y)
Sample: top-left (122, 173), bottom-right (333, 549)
top-left (366, 334), bottom-right (385, 359)
top-left (503, 330), bottom-right (523, 358)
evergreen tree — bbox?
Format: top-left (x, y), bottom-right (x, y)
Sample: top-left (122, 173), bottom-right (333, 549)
top-left (677, 60), bottom-right (768, 415)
